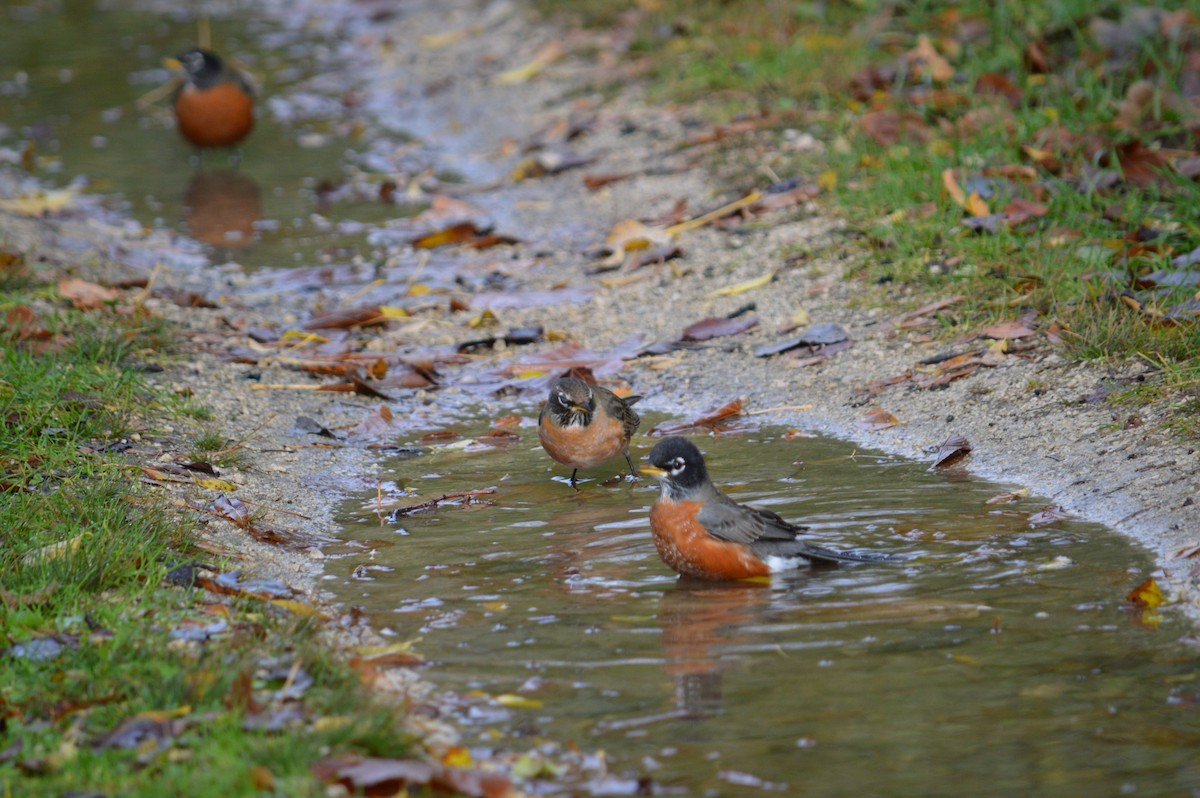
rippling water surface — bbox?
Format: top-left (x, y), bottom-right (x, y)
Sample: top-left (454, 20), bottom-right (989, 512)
top-left (331, 425), bottom-right (1199, 797)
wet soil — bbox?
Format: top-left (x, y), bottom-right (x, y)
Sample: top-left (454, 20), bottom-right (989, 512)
top-left (2, 0), bottom-right (1199, 780)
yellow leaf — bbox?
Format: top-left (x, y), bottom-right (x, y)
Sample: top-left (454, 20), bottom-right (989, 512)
top-left (0, 189), bottom-right (75, 216)
top-left (406, 283), bottom-right (432, 297)
top-left (816, 169), bottom-right (837, 191)
top-left (22, 533), bottom-right (90, 566)
top-left (789, 308), bottom-right (811, 328)
top-left (195, 477), bottom-right (237, 492)
top-left (941, 168), bottom-right (967, 207)
top-left (601, 218), bottom-right (675, 267)
top-left (495, 694), bottom-right (543, 709)
top-left (442, 747), bottom-right (473, 768)
top-left (356, 640), bottom-right (421, 659)
top-left (707, 270), bottom-right (776, 298)
top-left (965, 191), bottom-right (990, 217)
top-left (268, 598), bottom-right (329, 618)
top-left (420, 25), bottom-right (481, 48)
top-left (1127, 577), bottom-right (1166, 608)
top-left (483, 601), bottom-right (508, 612)
top-left (136, 705), bottom-right (192, 722)
top-left (280, 329), bottom-right (329, 344)
top-left (516, 369), bottom-right (548, 379)
top-left (493, 41), bottom-right (564, 85)
top-left (312, 716), bottom-right (354, 732)
top-left (468, 309), bottom-right (498, 328)
top-left (379, 306), bottom-right (410, 319)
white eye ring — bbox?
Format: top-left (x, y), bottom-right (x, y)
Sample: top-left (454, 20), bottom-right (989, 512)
top-left (670, 457), bottom-right (686, 474)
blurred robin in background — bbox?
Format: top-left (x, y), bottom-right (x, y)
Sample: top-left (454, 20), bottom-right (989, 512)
top-left (640, 436), bottom-right (894, 580)
top-left (538, 377), bottom-right (641, 489)
top-left (164, 48), bottom-right (255, 150)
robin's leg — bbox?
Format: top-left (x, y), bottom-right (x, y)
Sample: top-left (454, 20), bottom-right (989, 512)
top-left (569, 469), bottom-right (579, 490)
top-left (623, 451), bottom-right (639, 481)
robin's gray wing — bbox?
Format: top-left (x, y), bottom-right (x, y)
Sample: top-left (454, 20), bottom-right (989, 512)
top-left (697, 493), bottom-right (891, 564)
top-left (695, 494), bottom-right (802, 546)
top-left (595, 385), bottom-right (641, 440)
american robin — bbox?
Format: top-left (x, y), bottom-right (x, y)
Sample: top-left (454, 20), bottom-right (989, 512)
top-left (640, 436), bottom-right (892, 580)
top-left (165, 48), bottom-right (255, 150)
top-left (538, 377), bottom-right (641, 488)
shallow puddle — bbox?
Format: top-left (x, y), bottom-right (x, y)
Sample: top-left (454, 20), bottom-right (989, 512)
top-left (0, 1), bottom-right (401, 272)
top-left (330, 424), bottom-right (1199, 796)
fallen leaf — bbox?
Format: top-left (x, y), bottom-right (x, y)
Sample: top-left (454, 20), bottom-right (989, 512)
top-left (1027, 505), bottom-right (1072, 527)
top-left (58, 278), bottom-right (120, 310)
top-left (858, 407), bottom-right (900, 431)
top-left (601, 218), bottom-right (675, 267)
top-left (907, 34), bottom-right (955, 82)
top-left (707, 270), bottom-right (775, 298)
top-left (753, 322), bottom-right (848, 357)
top-left (195, 477), bottom-right (237, 492)
top-left (974, 72), bottom-right (1023, 107)
top-left (860, 110), bottom-right (933, 146)
top-left (931, 433), bottom-right (971, 468)
top-left (0, 189), bottom-right (75, 216)
top-left (984, 489), bottom-right (1027, 505)
top-left (650, 400), bottom-right (749, 436)
top-left (493, 40), bottom-right (563, 85)
top-left (680, 315), bottom-right (759, 341)
top-left (980, 320), bottom-right (1037, 339)
top-left (1126, 577), bottom-right (1166, 608)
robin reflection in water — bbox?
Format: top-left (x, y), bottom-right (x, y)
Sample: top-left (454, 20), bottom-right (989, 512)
top-left (658, 579), bottom-right (770, 718)
top-left (183, 170), bottom-right (261, 249)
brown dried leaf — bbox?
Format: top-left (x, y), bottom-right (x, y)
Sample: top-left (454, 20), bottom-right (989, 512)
top-left (858, 407), bottom-right (900, 431)
top-left (1027, 505), bottom-right (1073, 526)
top-left (931, 433), bottom-right (971, 468)
top-left (680, 315), bottom-right (759, 342)
top-left (860, 110), bottom-right (932, 146)
top-left (58, 278), bottom-right (120, 310)
top-left (974, 73), bottom-right (1023, 107)
top-left (650, 399), bottom-right (746, 436)
top-left (980, 320), bottom-right (1037, 340)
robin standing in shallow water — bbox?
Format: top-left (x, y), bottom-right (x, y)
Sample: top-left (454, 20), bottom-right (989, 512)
top-left (640, 436), bottom-right (893, 580)
top-left (538, 377), bottom-right (641, 489)
top-left (165, 48), bottom-right (255, 150)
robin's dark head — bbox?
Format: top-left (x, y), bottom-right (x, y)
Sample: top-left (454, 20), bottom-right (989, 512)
top-left (641, 436), bottom-right (709, 497)
top-left (170, 48), bottom-right (226, 89)
top-left (546, 377), bottom-right (595, 427)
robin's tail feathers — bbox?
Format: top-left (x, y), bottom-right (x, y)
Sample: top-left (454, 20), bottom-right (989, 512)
top-left (801, 543), bottom-right (898, 565)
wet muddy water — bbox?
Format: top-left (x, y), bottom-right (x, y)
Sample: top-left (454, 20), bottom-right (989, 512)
top-left (332, 427), bottom-right (1200, 797)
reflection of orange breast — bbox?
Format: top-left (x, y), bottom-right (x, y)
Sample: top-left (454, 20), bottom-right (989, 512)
top-left (538, 413), bottom-right (628, 469)
top-left (174, 82), bottom-right (254, 148)
top-left (650, 499), bottom-right (770, 581)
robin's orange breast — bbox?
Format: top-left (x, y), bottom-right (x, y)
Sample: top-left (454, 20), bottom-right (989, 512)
top-left (539, 412), bottom-right (629, 470)
top-left (650, 499), bottom-right (771, 581)
top-left (174, 82), bottom-right (254, 148)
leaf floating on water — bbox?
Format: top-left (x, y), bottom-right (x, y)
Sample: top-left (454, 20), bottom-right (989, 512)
top-left (1126, 577), bottom-right (1166, 608)
top-left (930, 433), bottom-right (971, 468)
top-left (858, 407), bottom-right (900, 431)
top-left (984, 489), bottom-right (1027, 505)
top-left (494, 694), bottom-right (543, 709)
top-left (650, 399), bottom-right (750, 436)
top-left (1027, 505), bottom-right (1072, 527)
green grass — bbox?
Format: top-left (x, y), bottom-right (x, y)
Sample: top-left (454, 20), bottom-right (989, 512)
top-left (0, 279), bottom-right (411, 796)
top-left (537, 0), bottom-right (1200, 420)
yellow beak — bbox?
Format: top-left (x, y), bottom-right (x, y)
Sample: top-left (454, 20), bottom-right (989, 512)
top-left (162, 57), bottom-right (183, 70)
top-left (638, 464), bottom-right (667, 478)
